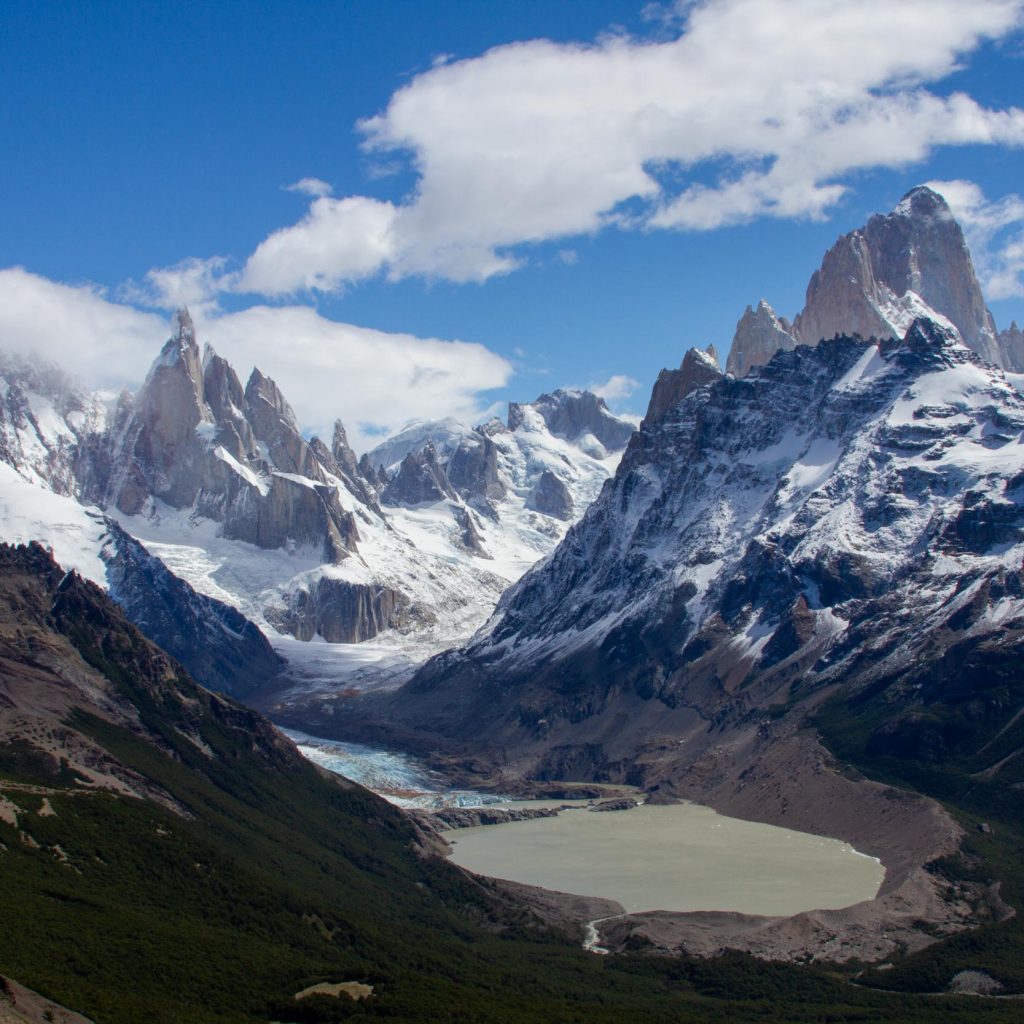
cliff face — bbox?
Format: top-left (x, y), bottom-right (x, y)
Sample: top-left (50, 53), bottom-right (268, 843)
top-left (725, 302), bottom-right (797, 379)
top-left (385, 321), bottom-right (1024, 785)
top-left (727, 187), bottom-right (1017, 379)
top-left (96, 309), bottom-right (361, 566)
top-left (648, 346), bottom-right (724, 423)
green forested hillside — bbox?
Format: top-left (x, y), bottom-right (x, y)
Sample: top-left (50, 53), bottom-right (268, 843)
top-left (1, 542), bottom-right (1021, 1023)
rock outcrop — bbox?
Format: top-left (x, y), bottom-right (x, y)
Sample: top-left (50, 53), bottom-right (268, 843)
top-left (92, 310), bottom-right (363, 564)
top-left (266, 575), bottom-right (410, 643)
top-left (528, 469), bottom-right (574, 521)
top-left (101, 520), bottom-right (283, 699)
top-left (509, 389), bottom-right (635, 455)
top-left (0, 351), bottom-right (105, 496)
top-left (1001, 321), bottom-right (1024, 370)
top-left (728, 186), bottom-right (1020, 377)
top-left (383, 442), bottom-right (458, 505)
top-left (445, 432), bottom-right (506, 505)
top-left (647, 346), bottom-right (724, 423)
top-left (725, 302), bottom-right (797, 379)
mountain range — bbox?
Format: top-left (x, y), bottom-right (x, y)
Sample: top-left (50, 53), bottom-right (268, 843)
top-left (0, 321), bottom-right (634, 700)
top-left (317, 188), bottom-right (1024, 961)
top-left (2, 185), bottom-right (1024, 1007)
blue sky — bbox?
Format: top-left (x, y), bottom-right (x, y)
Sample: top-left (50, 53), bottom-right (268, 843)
top-left (2, 0), bottom-right (1024, 449)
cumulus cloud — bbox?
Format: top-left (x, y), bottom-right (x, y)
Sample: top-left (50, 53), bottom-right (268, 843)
top-left (239, 195), bottom-right (397, 294)
top-left (198, 306), bottom-right (511, 449)
top-left (0, 268), bottom-right (166, 389)
top-left (238, 0), bottom-right (1024, 293)
top-left (120, 256), bottom-right (234, 316)
top-left (0, 268), bottom-right (511, 451)
top-left (284, 177), bottom-right (333, 198)
top-left (927, 179), bottom-right (1024, 299)
top-left (588, 374), bottom-right (641, 401)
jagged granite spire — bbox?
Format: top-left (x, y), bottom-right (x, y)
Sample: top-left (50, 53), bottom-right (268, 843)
top-left (174, 306), bottom-right (196, 346)
top-left (726, 301), bottom-right (796, 378)
top-left (646, 345), bottom-right (724, 424)
top-left (727, 186), bottom-right (1015, 377)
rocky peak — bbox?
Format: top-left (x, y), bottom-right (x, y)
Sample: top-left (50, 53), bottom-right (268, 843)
top-left (382, 441), bottom-right (457, 505)
top-left (508, 389), bottom-right (635, 455)
top-left (880, 315), bottom-right (968, 371)
top-left (245, 368), bottom-right (300, 434)
top-left (331, 419), bottom-right (359, 477)
top-left (107, 312), bottom-right (214, 513)
top-left (201, 347), bottom-right (256, 462)
top-left (445, 431), bottom-right (506, 505)
top-left (794, 185), bottom-right (999, 360)
top-left (646, 345), bottom-right (725, 424)
top-left (527, 468), bottom-right (574, 521)
top-left (243, 368), bottom-right (322, 480)
top-left (726, 300), bottom-right (797, 378)
top-left (173, 306), bottom-right (196, 346)
top-left (1000, 321), bottom-right (1024, 370)
top-left (727, 186), bottom-right (1017, 379)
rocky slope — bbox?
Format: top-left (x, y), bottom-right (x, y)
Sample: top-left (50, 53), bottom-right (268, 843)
top-left (377, 320), bottom-right (1024, 761)
top-left (347, 318), bottom-right (1023, 960)
top-left (727, 186), bottom-right (1020, 377)
top-left (0, 325), bottom-right (633, 697)
top-left (0, 542), bottom-right (583, 1021)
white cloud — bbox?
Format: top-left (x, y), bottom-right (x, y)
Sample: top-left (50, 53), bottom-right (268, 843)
top-left (588, 373), bottom-right (641, 401)
top-left (0, 268), bottom-right (166, 389)
top-left (238, 0), bottom-right (1024, 293)
top-left (121, 256), bottom-right (234, 316)
top-left (239, 195), bottom-right (397, 294)
top-left (285, 177), bottom-right (333, 198)
top-left (0, 268), bottom-right (512, 452)
top-left (197, 306), bottom-right (512, 450)
top-left (927, 179), bottom-right (1024, 299)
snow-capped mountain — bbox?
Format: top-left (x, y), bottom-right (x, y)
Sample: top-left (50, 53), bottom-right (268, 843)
top-left (0, 317), bottom-right (634, 695)
top-left (364, 389), bottom-right (629, 566)
top-left (371, 320), bottom-right (1024, 780)
top-left (727, 186), bottom-right (1024, 378)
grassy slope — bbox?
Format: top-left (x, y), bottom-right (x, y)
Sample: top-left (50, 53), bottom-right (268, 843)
top-left (816, 652), bottom-right (1024, 994)
top-left (1, 544), bottom-right (1021, 1022)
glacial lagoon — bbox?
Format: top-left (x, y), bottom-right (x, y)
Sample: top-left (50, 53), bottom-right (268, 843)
top-left (440, 802), bottom-right (884, 916)
top-left (289, 730), bottom-right (883, 917)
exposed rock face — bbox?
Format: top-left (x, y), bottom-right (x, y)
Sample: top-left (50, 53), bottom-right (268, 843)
top-left (106, 309), bottom-right (214, 514)
top-left (1001, 321), bottom-right (1024, 371)
top-left (795, 187), bottom-right (999, 360)
top-left (383, 442), bottom-right (457, 505)
top-left (445, 432), bottom-right (506, 504)
top-left (725, 301), bottom-right (797, 378)
top-left (89, 310), bottom-right (362, 564)
top-left (728, 187), bottom-right (1017, 377)
top-left (528, 469), bottom-right (574, 521)
top-left (217, 472), bottom-right (357, 563)
top-left (244, 368), bottom-right (325, 481)
top-left (646, 346), bottom-right (724, 423)
top-left (509, 389), bottom-right (635, 455)
top-left (0, 542), bottom-right (300, 802)
top-left (101, 521), bottom-right (283, 699)
top-left (382, 320), bottom-right (1024, 783)
top-left (266, 575), bottom-right (410, 643)
top-left (201, 345), bottom-right (257, 463)
top-left (452, 505), bottom-right (490, 557)
top-left (0, 351), bottom-right (106, 496)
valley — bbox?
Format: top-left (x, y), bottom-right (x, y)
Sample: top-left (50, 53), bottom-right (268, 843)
top-left (1, 184), bottom-right (1023, 1019)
